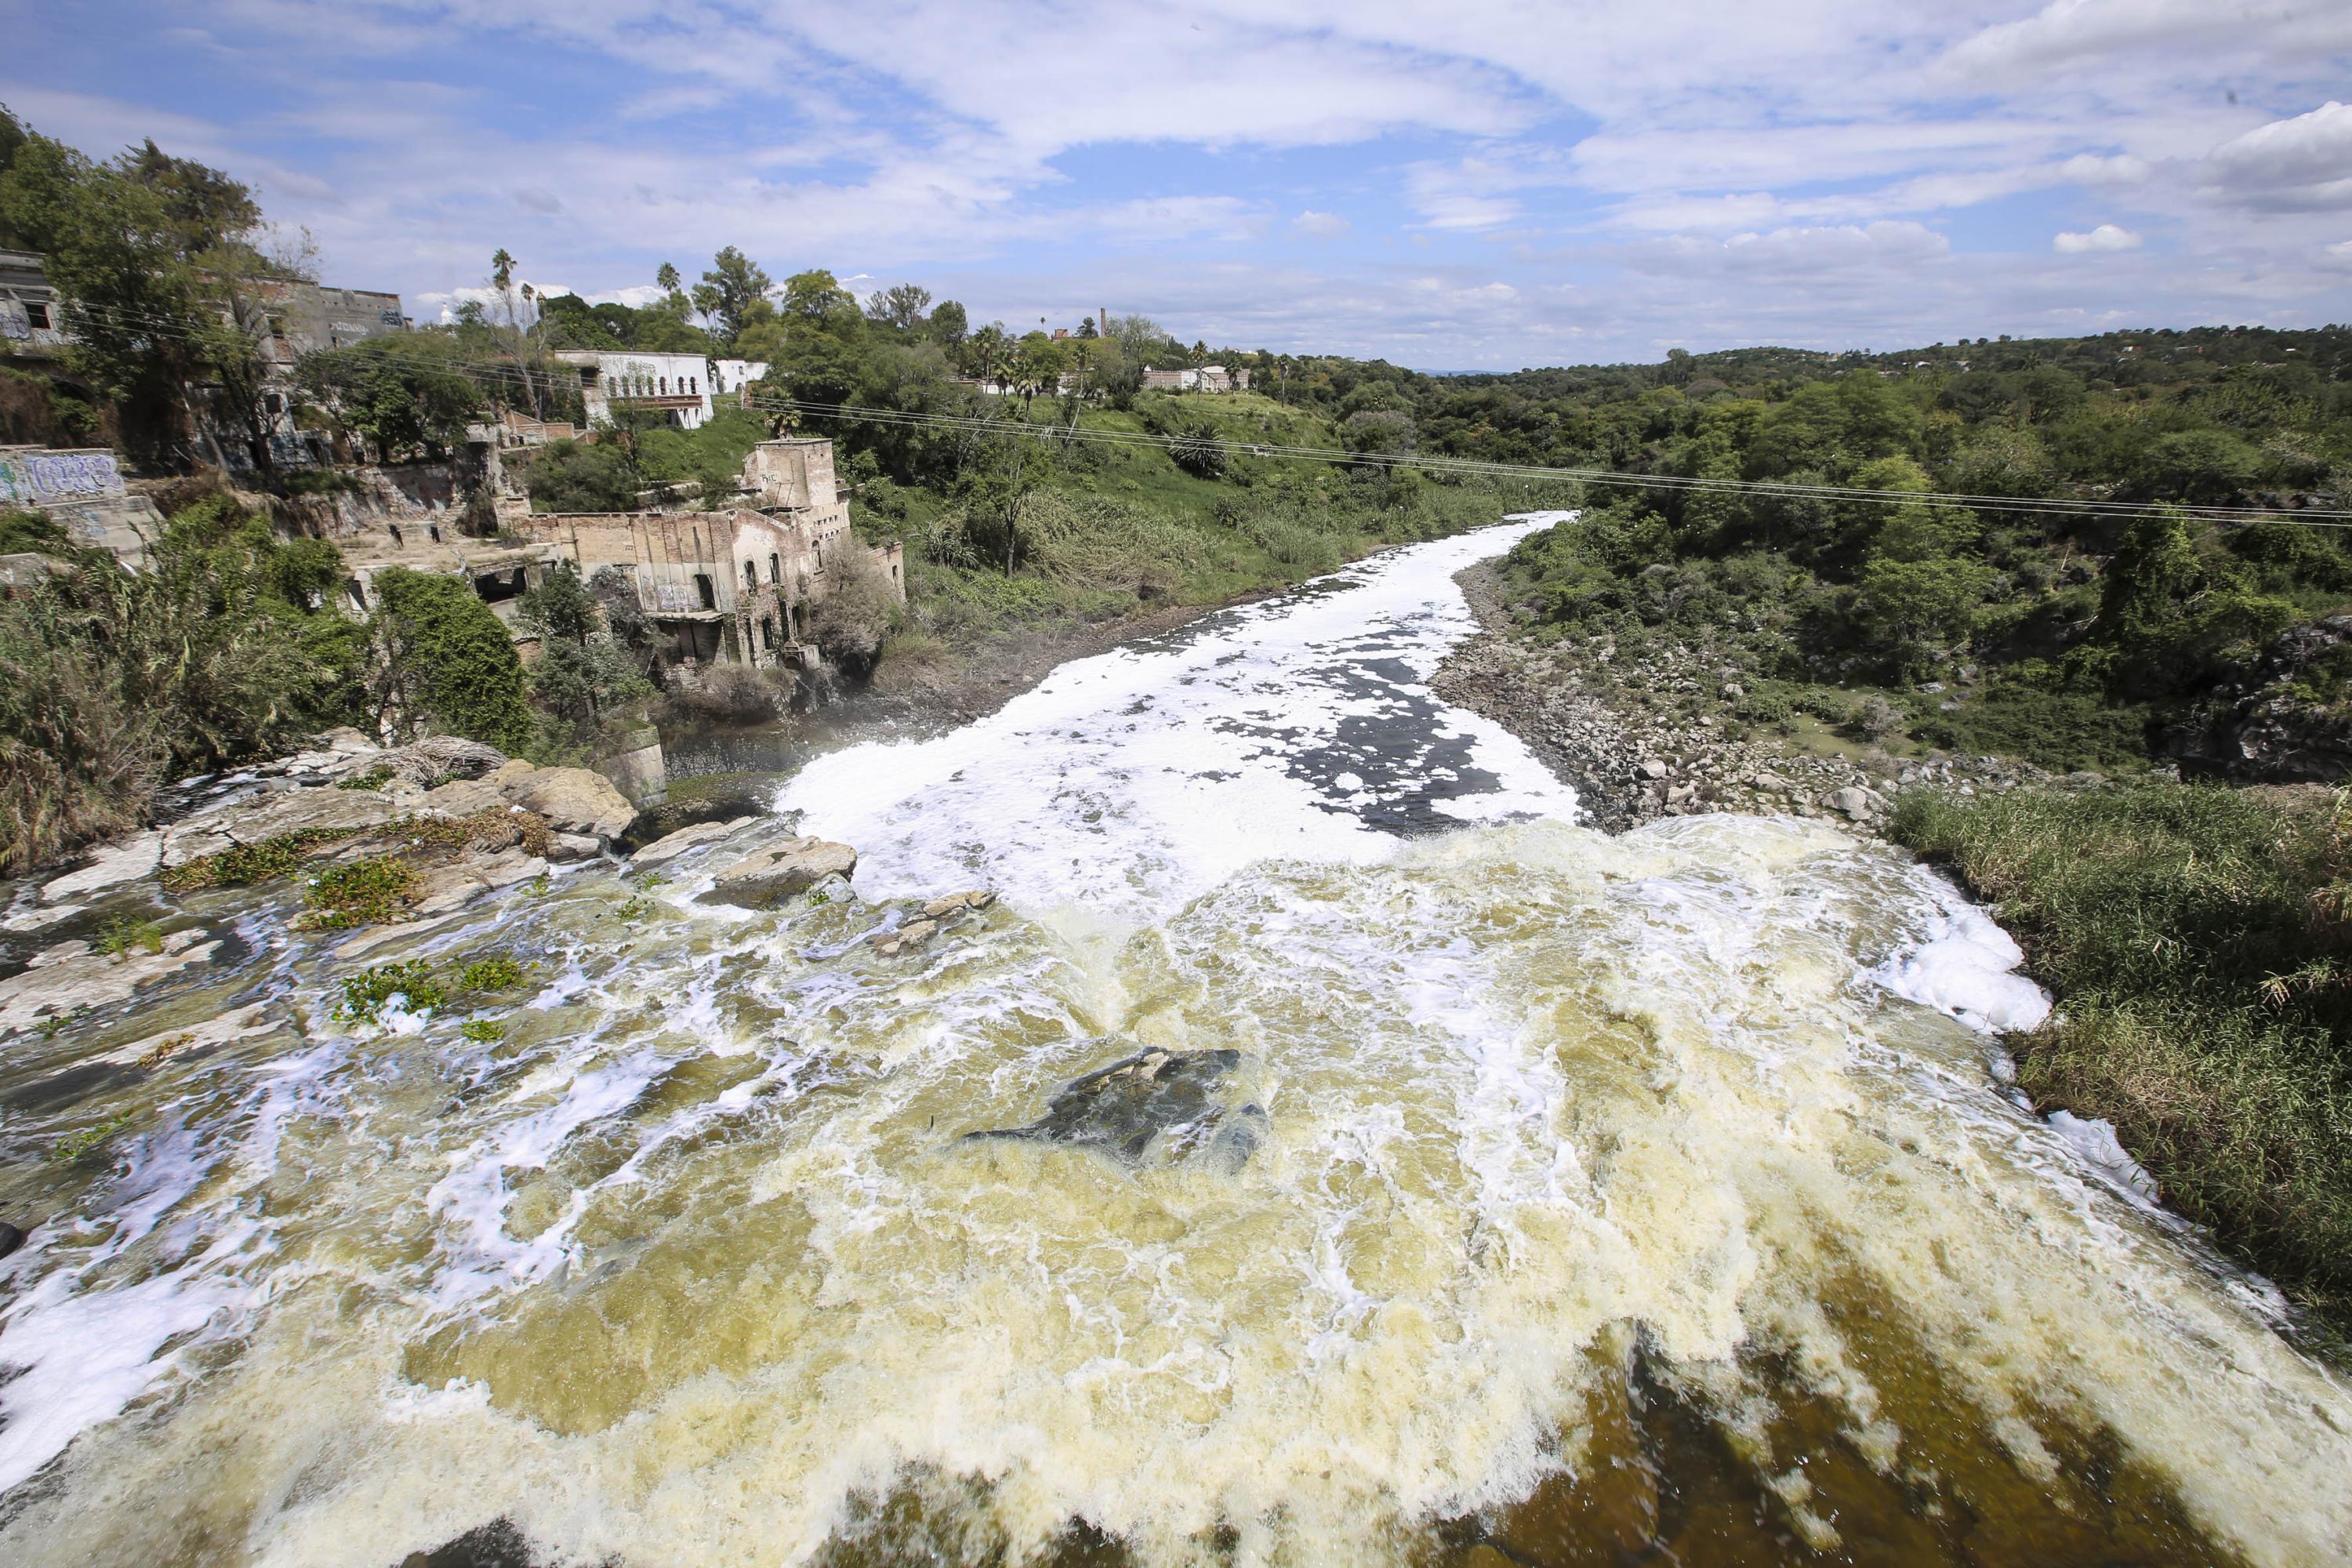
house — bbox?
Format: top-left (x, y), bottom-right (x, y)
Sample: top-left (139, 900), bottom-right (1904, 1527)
top-left (554, 349), bottom-right (716, 430)
top-left (0, 251), bottom-right (65, 359)
top-left (711, 358), bottom-right (769, 401)
top-left (1140, 365), bottom-right (1251, 393)
top-left (504, 437), bottom-right (902, 671)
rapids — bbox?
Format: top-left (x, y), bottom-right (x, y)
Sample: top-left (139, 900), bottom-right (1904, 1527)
top-left (1, 517), bottom-right (2348, 1566)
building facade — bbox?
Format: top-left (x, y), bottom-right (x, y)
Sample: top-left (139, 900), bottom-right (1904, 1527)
top-left (554, 350), bottom-right (717, 430)
top-left (0, 251), bottom-right (65, 360)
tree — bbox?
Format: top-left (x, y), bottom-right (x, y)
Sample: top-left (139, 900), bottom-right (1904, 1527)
top-left (780, 268), bottom-right (857, 321)
top-left (927, 299), bottom-right (968, 348)
top-left (524, 437), bottom-right (639, 513)
top-left (296, 335), bottom-right (483, 462)
top-left (656, 262), bottom-right (681, 295)
top-left (864, 282), bottom-right (931, 335)
top-left (692, 245), bottom-right (773, 348)
top-left (366, 568), bottom-right (533, 750)
top-left (520, 562), bottom-right (650, 735)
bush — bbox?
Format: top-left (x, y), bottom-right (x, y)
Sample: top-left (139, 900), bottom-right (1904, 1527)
top-left (524, 438), bottom-right (638, 513)
top-left (808, 543), bottom-right (903, 677)
top-left (367, 568), bottom-right (534, 750)
top-left (666, 662), bottom-right (788, 724)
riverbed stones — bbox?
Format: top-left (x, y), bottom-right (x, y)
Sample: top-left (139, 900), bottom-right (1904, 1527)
top-left (1826, 785), bottom-right (1890, 823)
top-left (920, 890), bottom-right (996, 920)
top-left (701, 837), bottom-right (858, 907)
top-left (503, 767), bottom-right (634, 843)
top-left (630, 817), bottom-right (757, 866)
top-left (961, 1045), bottom-right (1266, 1171)
top-left (869, 917), bottom-right (938, 956)
top-left (39, 829), bottom-right (165, 903)
top-left (0, 1220), bottom-right (23, 1260)
top-left (0, 927), bottom-right (220, 1040)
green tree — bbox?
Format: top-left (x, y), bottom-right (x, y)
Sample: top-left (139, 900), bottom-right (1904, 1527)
top-left (366, 568), bottom-right (533, 750)
top-left (864, 282), bottom-right (931, 335)
top-left (520, 562), bottom-right (649, 735)
top-left (296, 336), bottom-right (483, 461)
top-left (692, 245), bottom-right (774, 348)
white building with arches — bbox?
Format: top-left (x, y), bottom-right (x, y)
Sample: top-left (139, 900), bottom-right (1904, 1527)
top-left (554, 349), bottom-right (716, 430)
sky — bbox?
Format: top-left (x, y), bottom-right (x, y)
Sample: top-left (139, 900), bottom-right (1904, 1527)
top-left (4, 0), bottom-right (2350, 369)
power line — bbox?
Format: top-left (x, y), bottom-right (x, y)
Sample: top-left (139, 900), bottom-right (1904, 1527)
top-left (34, 303), bottom-right (2352, 528)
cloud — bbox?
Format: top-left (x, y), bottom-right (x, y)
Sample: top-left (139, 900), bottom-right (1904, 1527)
top-left (1290, 210), bottom-right (1351, 240)
top-left (2054, 223), bottom-right (2143, 252)
top-left (2200, 100), bottom-right (2352, 212)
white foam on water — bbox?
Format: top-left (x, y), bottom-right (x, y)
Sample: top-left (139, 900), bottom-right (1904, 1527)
top-left (1871, 870), bottom-right (2053, 1033)
top-left (775, 517), bottom-right (1578, 928)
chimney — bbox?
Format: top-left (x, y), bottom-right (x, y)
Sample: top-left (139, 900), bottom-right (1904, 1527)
top-left (1099, 307), bottom-right (1108, 336)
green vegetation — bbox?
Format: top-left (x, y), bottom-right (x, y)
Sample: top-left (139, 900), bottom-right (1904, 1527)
top-left (0, 498), bottom-right (367, 873)
top-left (1454, 334), bottom-right (2351, 776)
top-left (51, 1110), bottom-right (139, 1165)
top-left (337, 765), bottom-right (395, 791)
top-left (458, 954), bottom-right (526, 991)
top-left (1894, 785), bottom-right (2352, 1328)
top-left (93, 915), bottom-right (165, 958)
top-left (459, 1018), bottom-right (506, 1044)
top-left (365, 568), bottom-right (533, 753)
top-left (161, 827), bottom-right (352, 891)
top-left (296, 856), bottom-right (420, 931)
top-left (333, 960), bottom-right (446, 1025)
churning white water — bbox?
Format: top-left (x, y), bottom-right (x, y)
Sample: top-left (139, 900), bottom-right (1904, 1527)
top-left (1, 517), bottom-right (2348, 1567)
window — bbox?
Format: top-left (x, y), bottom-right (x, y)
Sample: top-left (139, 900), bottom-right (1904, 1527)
top-left (691, 376), bottom-right (699, 394)
top-left (695, 572), bottom-right (716, 611)
top-left (768, 553), bottom-right (780, 584)
top-left (659, 376), bottom-right (668, 394)
top-left (760, 615), bottom-right (775, 651)
top-left (427, 523), bottom-right (441, 543)
top-left (387, 524), bottom-right (404, 547)
top-left (25, 301), bottom-right (50, 330)
top-left (743, 561), bottom-right (757, 590)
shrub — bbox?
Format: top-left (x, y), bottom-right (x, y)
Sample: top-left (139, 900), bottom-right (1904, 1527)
top-left (459, 954), bottom-right (525, 991)
top-left (366, 568), bottom-right (534, 750)
top-left (666, 663), bottom-right (789, 724)
top-left (297, 856), bottom-right (421, 931)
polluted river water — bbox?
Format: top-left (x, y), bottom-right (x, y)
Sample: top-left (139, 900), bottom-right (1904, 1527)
top-left (2, 515), bottom-right (2350, 1566)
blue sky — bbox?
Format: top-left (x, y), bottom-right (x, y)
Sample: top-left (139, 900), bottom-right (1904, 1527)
top-left (5, 1), bottom-right (2350, 368)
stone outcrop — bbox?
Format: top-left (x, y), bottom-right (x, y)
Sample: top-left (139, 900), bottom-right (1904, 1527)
top-left (701, 837), bottom-right (858, 907)
top-left (630, 817), bottom-right (759, 866)
top-left (0, 928), bottom-right (220, 1040)
top-left (961, 1045), bottom-right (1267, 1171)
top-left (2166, 614), bottom-right (2352, 782)
top-left (501, 767), bottom-right (635, 843)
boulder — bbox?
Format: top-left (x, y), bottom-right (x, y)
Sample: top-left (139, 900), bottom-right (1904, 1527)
top-left (199, 784), bottom-right (405, 846)
top-left (0, 1221), bottom-right (22, 1261)
top-left (920, 890), bottom-right (996, 920)
top-left (701, 837), bottom-right (858, 908)
top-left (1826, 785), bottom-right (1889, 822)
top-left (961, 1045), bottom-right (1265, 1171)
top-left (630, 817), bottom-right (757, 866)
top-left (489, 759), bottom-right (537, 789)
top-left (409, 850), bottom-right (550, 917)
top-left (39, 829), bottom-right (164, 902)
top-left (501, 767), bottom-right (634, 843)
top-left (1635, 757), bottom-right (1669, 781)
top-left (870, 917), bottom-right (938, 956)
top-left (419, 778), bottom-right (507, 818)
top-left (546, 833), bottom-right (603, 862)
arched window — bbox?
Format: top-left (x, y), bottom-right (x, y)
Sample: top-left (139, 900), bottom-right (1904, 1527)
top-left (760, 615), bottom-right (775, 651)
top-left (768, 553), bottom-right (780, 583)
top-left (743, 560), bottom-right (757, 590)
top-left (659, 376), bottom-right (667, 394)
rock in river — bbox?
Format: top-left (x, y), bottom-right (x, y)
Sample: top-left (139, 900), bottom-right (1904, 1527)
top-left (700, 837), bottom-right (858, 907)
top-left (962, 1045), bottom-right (1268, 1171)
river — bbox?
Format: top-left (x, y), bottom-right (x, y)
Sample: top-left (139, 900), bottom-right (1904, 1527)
top-left (1, 517), bottom-right (2347, 1566)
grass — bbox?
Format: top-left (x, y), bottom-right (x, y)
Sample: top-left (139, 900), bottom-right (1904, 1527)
top-left (458, 954), bottom-right (526, 991)
top-left (1892, 783), bottom-right (2352, 1330)
top-left (336, 764), bottom-right (395, 791)
top-left (459, 1018), bottom-right (506, 1043)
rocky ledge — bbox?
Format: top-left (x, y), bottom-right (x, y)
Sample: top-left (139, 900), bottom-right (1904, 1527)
top-left (1433, 564), bottom-right (2074, 837)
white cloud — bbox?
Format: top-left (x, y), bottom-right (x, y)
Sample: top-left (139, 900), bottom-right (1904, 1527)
top-left (2201, 100), bottom-right (2352, 212)
top-left (2054, 223), bottom-right (2143, 253)
top-left (1290, 210), bottom-right (1351, 239)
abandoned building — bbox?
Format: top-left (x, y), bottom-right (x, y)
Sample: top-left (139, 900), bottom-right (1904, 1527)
top-left (506, 437), bottom-right (903, 670)
top-left (0, 250), bottom-right (64, 361)
top-left (325, 437), bottom-right (901, 674)
top-left (0, 445), bottom-right (165, 566)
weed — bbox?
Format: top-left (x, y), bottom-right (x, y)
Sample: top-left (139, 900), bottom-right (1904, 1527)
top-left (336, 765), bottom-right (395, 791)
top-left (296, 857), bottom-right (420, 931)
top-left (52, 1110), bottom-right (137, 1164)
top-left (136, 1033), bottom-right (195, 1069)
top-left (333, 960), bottom-right (446, 1025)
top-left (94, 915), bottom-right (165, 958)
top-left (615, 894), bottom-right (656, 921)
top-left (459, 1018), bottom-right (505, 1044)
top-left (162, 828), bottom-right (350, 891)
top-left (524, 873), bottom-right (552, 897)
top-left (459, 954), bottom-right (527, 991)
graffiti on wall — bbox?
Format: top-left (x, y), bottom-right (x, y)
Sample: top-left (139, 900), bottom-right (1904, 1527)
top-left (0, 448), bottom-right (125, 506)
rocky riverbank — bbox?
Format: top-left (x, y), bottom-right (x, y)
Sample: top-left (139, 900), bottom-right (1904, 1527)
top-left (1433, 563), bottom-right (2079, 836)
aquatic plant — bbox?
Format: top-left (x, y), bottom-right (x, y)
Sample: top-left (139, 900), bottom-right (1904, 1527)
top-left (297, 857), bottom-right (419, 931)
top-left (332, 960), bottom-right (445, 1025)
